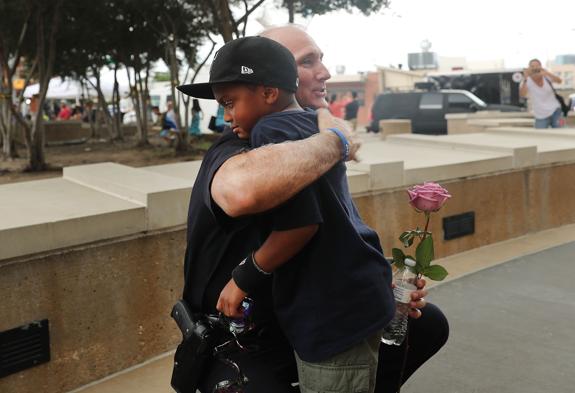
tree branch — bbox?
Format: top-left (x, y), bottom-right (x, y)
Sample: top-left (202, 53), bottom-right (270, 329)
top-left (235, 0), bottom-right (266, 27)
top-left (9, 9), bottom-right (33, 79)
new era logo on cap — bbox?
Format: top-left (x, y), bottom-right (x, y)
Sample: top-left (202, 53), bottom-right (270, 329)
top-left (241, 66), bottom-right (254, 74)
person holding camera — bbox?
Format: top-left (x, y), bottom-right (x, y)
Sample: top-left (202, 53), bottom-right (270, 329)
top-left (520, 58), bottom-right (564, 129)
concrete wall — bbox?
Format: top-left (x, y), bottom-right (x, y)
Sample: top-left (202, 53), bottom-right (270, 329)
top-left (0, 230), bottom-right (185, 393)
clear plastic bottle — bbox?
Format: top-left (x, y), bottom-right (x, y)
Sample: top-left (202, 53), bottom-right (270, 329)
top-left (381, 258), bottom-right (417, 346)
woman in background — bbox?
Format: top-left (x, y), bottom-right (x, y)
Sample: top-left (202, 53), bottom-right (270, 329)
top-left (189, 99), bottom-right (203, 136)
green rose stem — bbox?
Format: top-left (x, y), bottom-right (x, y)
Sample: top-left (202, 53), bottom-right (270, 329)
top-left (398, 212), bottom-right (429, 393)
top-left (417, 211), bottom-right (431, 281)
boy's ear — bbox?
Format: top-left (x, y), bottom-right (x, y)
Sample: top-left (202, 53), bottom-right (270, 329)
top-left (262, 87), bottom-right (280, 104)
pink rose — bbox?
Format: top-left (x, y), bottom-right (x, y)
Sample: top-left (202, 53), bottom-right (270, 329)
top-left (407, 182), bottom-right (451, 212)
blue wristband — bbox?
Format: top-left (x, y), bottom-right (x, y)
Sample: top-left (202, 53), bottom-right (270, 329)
top-left (327, 127), bottom-right (350, 161)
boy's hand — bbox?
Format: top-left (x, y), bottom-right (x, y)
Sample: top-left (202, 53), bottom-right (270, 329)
top-left (317, 108), bottom-right (361, 162)
top-left (216, 278), bottom-right (247, 318)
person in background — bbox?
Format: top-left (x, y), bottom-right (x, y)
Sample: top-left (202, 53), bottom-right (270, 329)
top-left (71, 104), bottom-right (84, 121)
top-left (520, 58), bottom-right (563, 129)
top-left (344, 91), bottom-right (360, 131)
top-left (328, 93), bottom-right (345, 119)
top-left (57, 102), bottom-right (72, 120)
top-left (159, 102), bottom-right (179, 144)
top-left (213, 104), bottom-right (228, 133)
top-left (188, 98), bottom-right (203, 136)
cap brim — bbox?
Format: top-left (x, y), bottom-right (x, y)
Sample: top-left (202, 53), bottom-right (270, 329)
top-left (177, 83), bottom-right (215, 99)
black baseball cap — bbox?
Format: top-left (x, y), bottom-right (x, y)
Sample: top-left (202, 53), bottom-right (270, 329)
top-left (177, 36), bottom-right (298, 99)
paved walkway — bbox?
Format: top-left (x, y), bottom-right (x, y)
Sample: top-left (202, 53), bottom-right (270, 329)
top-left (69, 223), bottom-right (575, 393)
top-left (404, 240), bottom-right (575, 393)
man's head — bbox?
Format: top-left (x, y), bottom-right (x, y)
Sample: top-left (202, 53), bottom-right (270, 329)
top-left (528, 58), bottom-right (543, 79)
top-left (261, 25), bottom-right (331, 110)
top-left (178, 36), bottom-right (299, 138)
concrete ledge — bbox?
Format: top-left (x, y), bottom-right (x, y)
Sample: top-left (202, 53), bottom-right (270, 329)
top-left (445, 111), bottom-right (532, 120)
top-left (0, 179), bottom-right (145, 260)
top-left (346, 169), bottom-right (370, 193)
top-left (387, 134), bottom-right (538, 168)
top-left (347, 159), bottom-right (404, 190)
top-left (357, 141), bottom-right (513, 185)
top-left (378, 119), bottom-right (411, 139)
top-left (141, 161), bottom-right (203, 181)
top-left (487, 126), bottom-right (575, 138)
top-left (466, 118), bottom-right (534, 131)
top-left (446, 112), bottom-right (532, 134)
top-left (64, 163), bottom-right (194, 230)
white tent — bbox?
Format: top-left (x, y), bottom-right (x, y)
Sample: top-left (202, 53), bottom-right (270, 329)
top-left (24, 71), bottom-right (130, 101)
top-left (24, 78), bottom-right (90, 100)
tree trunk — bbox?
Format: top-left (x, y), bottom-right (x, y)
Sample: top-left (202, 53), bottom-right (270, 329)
top-left (0, 100), bottom-right (16, 159)
top-left (287, 0), bottom-right (295, 23)
top-left (214, 0), bottom-right (236, 42)
top-left (137, 69), bottom-right (149, 145)
top-left (167, 42), bottom-right (187, 152)
top-left (87, 71), bottom-right (114, 140)
top-left (127, 67), bottom-right (147, 147)
top-left (112, 64), bottom-right (123, 141)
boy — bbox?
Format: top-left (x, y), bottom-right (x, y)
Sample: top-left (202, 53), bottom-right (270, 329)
top-left (178, 36), bottom-right (395, 393)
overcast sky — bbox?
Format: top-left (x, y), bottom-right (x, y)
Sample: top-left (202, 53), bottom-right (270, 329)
top-left (230, 0), bottom-right (575, 75)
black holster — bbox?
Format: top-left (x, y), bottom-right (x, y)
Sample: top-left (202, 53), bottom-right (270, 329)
top-left (170, 300), bottom-right (221, 393)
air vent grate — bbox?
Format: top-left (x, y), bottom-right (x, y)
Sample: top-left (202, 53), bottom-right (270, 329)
top-left (0, 319), bottom-right (50, 378)
top-left (443, 212), bottom-right (475, 240)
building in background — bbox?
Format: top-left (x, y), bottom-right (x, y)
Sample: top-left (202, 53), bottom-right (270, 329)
top-left (326, 68), bottom-right (424, 127)
top-left (548, 54), bottom-right (575, 96)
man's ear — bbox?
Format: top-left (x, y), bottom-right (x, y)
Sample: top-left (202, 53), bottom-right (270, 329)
top-left (262, 87), bottom-right (279, 104)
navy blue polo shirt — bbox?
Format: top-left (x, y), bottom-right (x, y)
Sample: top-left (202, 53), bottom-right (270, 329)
top-left (250, 109), bottom-right (395, 362)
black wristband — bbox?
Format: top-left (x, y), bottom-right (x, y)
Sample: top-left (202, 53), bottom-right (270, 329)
top-left (232, 253), bottom-right (271, 293)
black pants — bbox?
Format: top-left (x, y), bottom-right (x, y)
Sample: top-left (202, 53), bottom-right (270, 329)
top-left (199, 303), bottom-right (449, 393)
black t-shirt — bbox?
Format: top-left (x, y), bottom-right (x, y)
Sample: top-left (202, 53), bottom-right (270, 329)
top-left (182, 129), bottom-right (275, 325)
top-left (250, 110), bottom-right (395, 362)
top-left (345, 99), bottom-right (359, 120)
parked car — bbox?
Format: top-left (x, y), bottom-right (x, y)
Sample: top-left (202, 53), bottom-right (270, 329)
top-left (368, 89), bottom-right (523, 134)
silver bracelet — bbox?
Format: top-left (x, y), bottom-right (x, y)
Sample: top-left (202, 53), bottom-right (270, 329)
top-left (251, 252), bottom-right (272, 275)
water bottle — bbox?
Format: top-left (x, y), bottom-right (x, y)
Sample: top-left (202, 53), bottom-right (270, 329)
top-left (228, 298), bottom-right (254, 335)
top-left (381, 258), bottom-right (417, 346)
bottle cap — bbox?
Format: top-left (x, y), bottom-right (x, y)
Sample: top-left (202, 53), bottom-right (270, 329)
top-left (404, 258), bottom-right (416, 267)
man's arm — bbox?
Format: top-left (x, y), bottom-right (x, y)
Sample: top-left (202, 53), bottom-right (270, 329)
top-left (543, 69), bottom-right (562, 84)
top-left (211, 109), bottom-right (359, 217)
top-left (216, 225), bottom-right (319, 318)
top-left (520, 70), bottom-right (530, 98)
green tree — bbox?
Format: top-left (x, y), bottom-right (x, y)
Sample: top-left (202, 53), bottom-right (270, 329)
top-left (0, 1), bottom-right (35, 160)
top-left (284, 0), bottom-right (390, 22)
top-left (23, 0), bottom-right (65, 171)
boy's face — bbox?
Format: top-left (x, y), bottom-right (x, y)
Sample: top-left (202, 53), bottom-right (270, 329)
top-left (213, 84), bottom-right (269, 139)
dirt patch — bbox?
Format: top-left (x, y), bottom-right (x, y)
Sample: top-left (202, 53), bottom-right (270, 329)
top-left (0, 134), bottom-right (219, 185)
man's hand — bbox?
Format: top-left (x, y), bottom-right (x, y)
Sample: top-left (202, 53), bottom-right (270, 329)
top-left (317, 108), bottom-right (361, 162)
top-left (408, 278), bottom-right (428, 319)
top-left (216, 278), bottom-right (247, 318)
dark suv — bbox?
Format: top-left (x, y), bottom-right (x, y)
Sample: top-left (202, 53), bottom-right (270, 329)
top-left (369, 89), bottom-right (523, 134)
